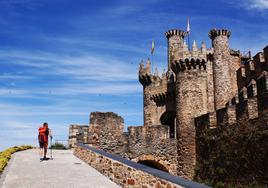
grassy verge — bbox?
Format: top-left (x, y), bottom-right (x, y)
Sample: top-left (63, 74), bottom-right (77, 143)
top-left (0, 145), bottom-right (32, 174)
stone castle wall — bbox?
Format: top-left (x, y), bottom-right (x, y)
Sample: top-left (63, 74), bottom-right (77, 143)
top-left (74, 144), bottom-right (210, 188)
top-left (127, 125), bottom-right (178, 175)
top-left (194, 44), bottom-right (268, 186)
top-left (172, 67), bottom-right (208, 178)
top-left (68, 125), bottom-right (88, 148)
top-left (87, 112), bottom-right (128, 155)
top-left (69, 112), bottom-right (179, 175)
top-left (69, 26), bottom-right (268, 185)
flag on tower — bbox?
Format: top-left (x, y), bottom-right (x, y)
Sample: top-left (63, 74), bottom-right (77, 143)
top-left (151, 39), bottom-right (155, 55)
top-left (187, 17), bottom-right (190, 34)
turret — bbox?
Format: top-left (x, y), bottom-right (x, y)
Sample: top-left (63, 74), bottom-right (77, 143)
top-left (139, 59), bottom-right (152, 86)
top-left (209, 28), bottom-right (232, 110)
top-left (138, 58), bottom-right (159, 127)
top-left (165, 29), bottom-right (187, 71)
top-left (183, 41), bottom-right (189, 53)
top-left (192, 40), bottom-right (198, 58)
top-left (201, 41), bottom-right (206, 54)
top-left (192, 40), bottom-right (198, 51)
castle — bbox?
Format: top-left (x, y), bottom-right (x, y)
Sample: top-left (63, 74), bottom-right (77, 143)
top-left (69, 27), bottom-right (268, 181)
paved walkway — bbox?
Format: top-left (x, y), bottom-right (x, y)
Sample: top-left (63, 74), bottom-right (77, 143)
top-left (0, 149), bottom-right (121, 188)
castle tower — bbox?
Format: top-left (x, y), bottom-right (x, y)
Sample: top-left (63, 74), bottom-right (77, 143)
top-left (209, 29), bottom-right (232, 110)
top-left (171, 57), bottom-right (208, 179)
top-left (165, 29), bottom-right (187, 70)
top-left (139, 59), bottom-right (155, 127)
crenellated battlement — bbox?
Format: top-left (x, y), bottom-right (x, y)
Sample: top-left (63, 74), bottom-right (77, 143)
top-left (171, 58), bottom-right (207, 74)
top-left (150, 84), bottom-right (175, 105)
top-left (165, 29), bottom-right (187, 39)
top-left (208, 28), bottom-right (231, 40)
top-left (170, 40), bottom-right (209, 61)
top-left (139, 59), bottom-right (153, 86)
top-left (196, 46), bottom-right (268, 129)
top-left (237, 46), bottom-right (268, 91)
top-left (140, 69), bottom-right (176, 105)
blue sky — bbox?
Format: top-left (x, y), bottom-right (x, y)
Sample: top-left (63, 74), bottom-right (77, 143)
top-left (0, 0), bottom-right (267, 150)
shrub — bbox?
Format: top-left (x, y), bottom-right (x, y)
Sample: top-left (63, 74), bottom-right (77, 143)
top-left (49, 142), bottom-right (67, 150)
top-left (195, 121), bottom-right (268, 188)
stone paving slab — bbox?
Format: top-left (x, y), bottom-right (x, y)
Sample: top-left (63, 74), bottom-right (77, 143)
top-left (0, 149), bottom-right (121, 188)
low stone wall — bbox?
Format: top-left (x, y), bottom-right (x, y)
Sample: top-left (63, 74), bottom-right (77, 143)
top-left (127, 125), bottom-right (178, 175)
top-left (69, 125), bottom-right (89, 148)
top-left (74, 144), bottom-right (210, 188)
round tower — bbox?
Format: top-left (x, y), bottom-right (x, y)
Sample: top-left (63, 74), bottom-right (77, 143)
top-left (171, 58), bottom-right (208, 179)
top-left (165, 29), bottom-right (187, 71)
top-left (209, 29), bottom-right (232, 110)
top-left (139, 59), bottom-right (155, 127)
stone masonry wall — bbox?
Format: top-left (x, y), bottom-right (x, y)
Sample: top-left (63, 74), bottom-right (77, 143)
top-left (144, 85), bottom-right (160, 126)
top-left (206, 59), bottom-right (215, 114)
top-left (165, 29), bottom-right (186, 70)
top-left (194, 45), bottom-right (268, 187)
top-left (87, 112), bottom-right (128, 155)
top-left (229, 55), bottom-right (241, 101)
top-left (127, 125), bottom-right (178, 175)
top-left (71, 112), bottom-right (179, 176)
top-left (68, 125), bottom-right (88, 148)
top-left (209, 29), bottom-right (232, 110)
top-left (139, 60), bottom-right (164, 127)
top-left (174, 69), bottom-right (208, 179)
top-left (74, 144), bottom-right (210, 188)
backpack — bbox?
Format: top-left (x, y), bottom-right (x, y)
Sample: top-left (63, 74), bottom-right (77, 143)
top-left (38, 127), bottom-right (48, 143)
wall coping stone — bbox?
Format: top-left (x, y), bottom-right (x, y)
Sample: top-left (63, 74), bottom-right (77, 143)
top-left (78, 143), bottom-right (211, 188)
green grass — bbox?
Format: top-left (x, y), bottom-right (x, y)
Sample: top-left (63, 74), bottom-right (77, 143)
top-left (0, 145), bottom-right (32, 174)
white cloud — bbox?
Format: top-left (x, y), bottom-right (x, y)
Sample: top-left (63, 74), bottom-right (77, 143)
top-left (228, 0), bottom-right (268, 10)
top-left (248, 0), bottom-right (268, 10)
top-left (0, 74), bottom-right (33, 79)
top-left (1, 120), bottom-right (34, 130)
top-left (0, 82), bottom-right (141, 98)
top-left (0, 50), bottom-right (139, 81)
top-left (0, 88), bottom-right (28, 95)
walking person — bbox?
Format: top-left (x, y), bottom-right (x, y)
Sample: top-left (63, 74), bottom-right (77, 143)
top-left (38, 122), bottom-right (51, 161)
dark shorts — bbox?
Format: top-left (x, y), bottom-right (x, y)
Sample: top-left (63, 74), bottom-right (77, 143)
top-left (39, 142), bottom-right (48, 149)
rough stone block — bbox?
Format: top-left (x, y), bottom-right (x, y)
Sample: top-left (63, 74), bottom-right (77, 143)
top-left (127, 179), bottom-right (135, 185)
